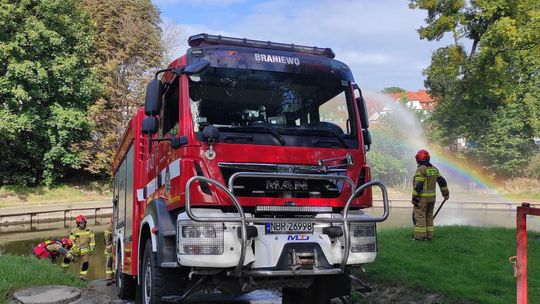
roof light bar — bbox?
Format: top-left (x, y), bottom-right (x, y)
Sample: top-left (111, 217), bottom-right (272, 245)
top-left (188, 33), bottom-right (335, 59)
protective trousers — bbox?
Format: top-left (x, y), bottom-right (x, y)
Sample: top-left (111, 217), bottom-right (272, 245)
top-left (61, 255), bottom-right (72, 270)
top-left (104, 228), bottom-right (113, 280)
top-left (79, 254), bottom-right (90, 278)
top-left (105, 254), bottom-right (113, 280)
top-left (412, 201), bottom-right (434, 239)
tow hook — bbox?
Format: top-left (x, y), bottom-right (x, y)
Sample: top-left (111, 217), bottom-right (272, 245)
top-left (289, 249), bottom-right (318, 272)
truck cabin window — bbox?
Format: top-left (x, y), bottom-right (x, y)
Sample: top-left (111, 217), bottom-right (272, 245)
top-left (188, 67), bottom-right (357, 143)
top-left (161, 79), bottom-right (179, 136)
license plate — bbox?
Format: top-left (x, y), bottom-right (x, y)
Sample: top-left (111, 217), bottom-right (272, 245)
top-left (265, 222), bottom-right (314, 234)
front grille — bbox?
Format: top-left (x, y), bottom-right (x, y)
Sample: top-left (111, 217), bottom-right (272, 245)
top-left (219, 163), bottom-right (344, 198)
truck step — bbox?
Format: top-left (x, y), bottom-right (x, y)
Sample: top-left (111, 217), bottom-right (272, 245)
top-left (160, 262), bottom-right (178, 268)
top-left (162, 230), bottom-right (176, 237)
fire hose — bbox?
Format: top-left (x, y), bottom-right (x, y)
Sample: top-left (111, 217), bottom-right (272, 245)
top-left (433, 198), bottom-right (448, 219)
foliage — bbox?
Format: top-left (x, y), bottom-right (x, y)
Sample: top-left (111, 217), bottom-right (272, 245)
top-left (0, 181), bottom-right (110, 207)
top-left (411, 0), bottom-right (540, 177)
top-left (525, 153), bottom-right (540, 179)
top-left (368, 111), bottom-right (418, 187)
top-left (359, 226), bottom-right (540, 304)
top-left (79, 0), bottom-right (163, 177)
top-left (0, 0), bottom-right (100, 186)
top-left (0, 254), bottom-right (85, 303)
top-left (381, 87), bottom-right (406, 94)
top-left (0, 0), bottom-right (164, 186)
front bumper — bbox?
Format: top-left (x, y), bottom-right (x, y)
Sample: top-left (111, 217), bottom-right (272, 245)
top-left (176, 209), bottom-right (377, 271)
top-left (179, 173), bottom-right (389, 275)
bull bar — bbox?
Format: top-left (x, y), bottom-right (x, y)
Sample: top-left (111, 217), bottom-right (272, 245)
top-left (185, 172), bottom-right (389, 275)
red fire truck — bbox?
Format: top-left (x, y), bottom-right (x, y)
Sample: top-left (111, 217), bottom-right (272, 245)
top-left (112, 33), bottom-right (389, 304)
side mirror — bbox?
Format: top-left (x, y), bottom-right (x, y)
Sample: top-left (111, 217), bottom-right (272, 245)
top-left (142, 116), bottom-right (159, 135)
top-left (144, 79), bottom-right (163, 116)
top-left (184, 59), bottom-right (211, 75)
top-left (171, 136), bottom-right (188, 149)
top-left (362, 129), bottom-right (372, 151)
top-left (356, 96), bottom-right (369, 129)
top-left (202, 125), bottom-right (220, 142)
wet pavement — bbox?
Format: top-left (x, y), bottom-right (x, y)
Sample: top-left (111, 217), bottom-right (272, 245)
top-left (89, 279), bottom-right (283, 304)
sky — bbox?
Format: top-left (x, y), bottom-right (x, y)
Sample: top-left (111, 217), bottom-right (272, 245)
top-left (152, 0), bottom-right (455, 92)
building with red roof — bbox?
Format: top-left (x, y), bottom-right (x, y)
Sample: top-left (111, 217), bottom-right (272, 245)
top-left (387, 90), bottom-right (435, 111)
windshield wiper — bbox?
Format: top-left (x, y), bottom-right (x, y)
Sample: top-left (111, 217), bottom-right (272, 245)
top-left (294, 128), bottom-right (348, 148)
top-left (218, 126), bottom-right (286, 146)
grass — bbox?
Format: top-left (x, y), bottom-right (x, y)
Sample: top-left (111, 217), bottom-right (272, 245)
top-left (505, 191), bottom-right (540, 201)
top-left (356, 226), bottom-right (540, 304)
top-left (0, 254), bottom-right (86, 304)
top-left (0, 181), bottom-right (110, 207)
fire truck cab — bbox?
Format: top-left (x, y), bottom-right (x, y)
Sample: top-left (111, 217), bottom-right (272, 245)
top-left (112, 33), bottom-right (389, 304)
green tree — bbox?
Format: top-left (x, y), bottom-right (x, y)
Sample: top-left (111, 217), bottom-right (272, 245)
top-left (0, 0), bottom-right (100, 185)
top-left (80, 0), bottom-right (163, 176)
top-left (411, 0), bottom-right (540, 177)
top-left (368, 111), bottom-right (418, 187)
top-left (381, 87), bottom-right (406, 94)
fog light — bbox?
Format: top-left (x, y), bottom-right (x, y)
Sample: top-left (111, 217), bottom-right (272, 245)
top-left (178, 221), bottom-right (224, 255)
top-left (351, 223), bottom-right (376, 237)
top-left (350, 243), bottom-right (376, 252)
top-left (350, 223), bottom-right (376, 253)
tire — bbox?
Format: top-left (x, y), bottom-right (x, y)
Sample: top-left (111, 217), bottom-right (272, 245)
top-left (117, 248), bottom-right (136, 299)
top-left (141, 238), bottom-right (185, 304)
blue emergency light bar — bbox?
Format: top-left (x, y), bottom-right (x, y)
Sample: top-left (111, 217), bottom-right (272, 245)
top-left (188, 33), bottom-right (335, 59)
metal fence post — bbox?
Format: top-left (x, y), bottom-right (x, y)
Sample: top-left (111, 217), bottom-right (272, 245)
top-left (30, 213), bottom-right (37, 231)
top-left (95, 208), bottom-right (101, 225)
top-left (516, 204), bottom-right (528, 304)
top-left (64, 210), bottom-right (69, 228)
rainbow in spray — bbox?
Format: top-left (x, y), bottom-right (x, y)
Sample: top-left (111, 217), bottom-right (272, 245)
top-left (428, 149), bottom-right (503, 192)
top-left (365, 92), bottom-right (503, 195)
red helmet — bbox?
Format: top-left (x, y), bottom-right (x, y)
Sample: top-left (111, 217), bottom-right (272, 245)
top-left (76, 215), bottom-right (87, 225)
top-left (415, 149), bottom-right (430, 162)
top-left (61, 237), bottom-right (72, 249)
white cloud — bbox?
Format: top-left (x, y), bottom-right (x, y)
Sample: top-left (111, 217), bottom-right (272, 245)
top-left (155, 0), bottom-right (461, 90)
top-left (339, 50), bottom-right (395, 65)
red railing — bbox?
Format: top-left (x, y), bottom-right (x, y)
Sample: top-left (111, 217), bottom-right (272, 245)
top-left (513, 203), bottom-right (540, 304)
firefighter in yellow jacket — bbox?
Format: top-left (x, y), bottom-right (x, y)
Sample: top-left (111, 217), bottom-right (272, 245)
top-left (33, 237), bottom-right (75, 269)
top-left (104, 219), bottom-right (114, 285)
top-left (70, 214), bottom-right (95, 279)
top-left (412, 149), bottom-right (449, 240)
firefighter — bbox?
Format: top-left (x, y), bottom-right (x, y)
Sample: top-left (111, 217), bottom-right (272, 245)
top-left (69, 214), bottom-right (95, 279)
top-left (104, 218), bottom-right (114, 285)
top-left (33, 237), bottom-right (75, 269)
top-left (412, 149), bottom-right (449, 240)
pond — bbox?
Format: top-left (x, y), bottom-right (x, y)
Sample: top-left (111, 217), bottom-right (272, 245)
top-left (1, 231), bottom-right (109, 281)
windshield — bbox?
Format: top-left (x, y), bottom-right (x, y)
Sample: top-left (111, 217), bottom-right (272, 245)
top-left (189, 67), bottom-right (358, 147)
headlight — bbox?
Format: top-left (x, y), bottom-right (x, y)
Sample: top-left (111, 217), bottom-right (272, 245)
top-left (351, 223), bottom-right (376, 237)
top-left (177, 221), bottom-right (224, 255)
top-left (182, 225), bottom-right (217, 238)
top-left (350, 223), bottom-right (376, 253)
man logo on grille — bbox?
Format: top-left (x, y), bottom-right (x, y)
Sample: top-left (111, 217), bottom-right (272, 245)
top-left (266, 180), bottom-right (308, 191)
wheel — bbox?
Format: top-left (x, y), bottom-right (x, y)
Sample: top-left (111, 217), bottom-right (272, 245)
top-left (117, 248), bottom-right (136, 299)
top-left (141, 238), bottom-right (186, 304)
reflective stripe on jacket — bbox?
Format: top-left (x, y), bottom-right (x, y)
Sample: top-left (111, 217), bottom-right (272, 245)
top-left (69, 227), bottom-right (95, 253)
top-left (412, 164), bottom-right (448, 203)
top-left (33, 240), bottom-right (61, 258)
